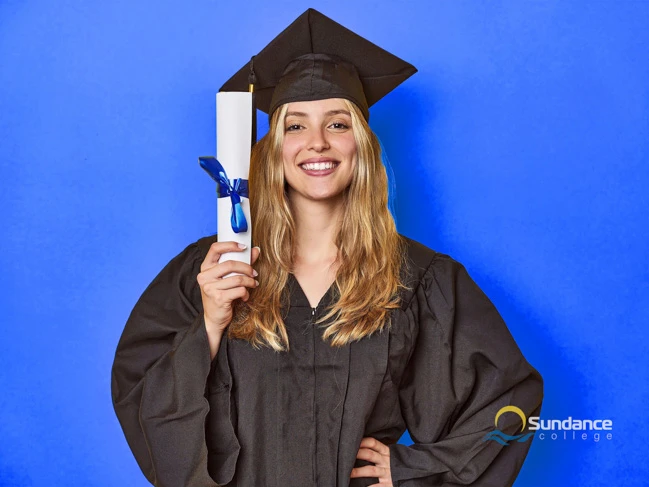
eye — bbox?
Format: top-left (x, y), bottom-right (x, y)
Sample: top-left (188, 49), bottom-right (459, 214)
top-left (329, 122), bottom-right (349, 130)
top-left (285, 123), bottom-right (303, 132)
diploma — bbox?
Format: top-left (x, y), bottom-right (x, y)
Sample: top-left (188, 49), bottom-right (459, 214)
top-left (199, 91), bottom-right (253, 266)
top-left (217, 91), bottom-right (252, 265)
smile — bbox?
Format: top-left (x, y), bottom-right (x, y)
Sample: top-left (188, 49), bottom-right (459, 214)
top-left (298, 160), bottom-right (340, 176)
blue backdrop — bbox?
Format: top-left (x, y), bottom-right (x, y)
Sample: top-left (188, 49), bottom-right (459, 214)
top-left (1, 1), bottom-right (647, 486)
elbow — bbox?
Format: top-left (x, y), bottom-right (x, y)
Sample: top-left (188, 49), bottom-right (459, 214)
top-left (532, 365), bottom-right (544, 401)
top-left (524, 365), bottom-right (544, 418)
top-left (110, 354), bottom-right (129, 408)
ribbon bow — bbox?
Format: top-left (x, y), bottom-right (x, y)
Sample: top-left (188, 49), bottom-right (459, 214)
top-left (198, 156), bottom-right (249, 233)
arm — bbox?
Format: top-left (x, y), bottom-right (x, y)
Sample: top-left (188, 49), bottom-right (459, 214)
top-left (110, 243), bottom-right (224, 487)
top-left (389, 256), bottom-right (543, 486)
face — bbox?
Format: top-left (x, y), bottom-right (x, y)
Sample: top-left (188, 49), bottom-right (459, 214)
top-left (281, 98), bottom-right (357, 203)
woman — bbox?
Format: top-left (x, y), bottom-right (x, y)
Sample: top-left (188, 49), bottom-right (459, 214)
top-left (111, 9), bottom-right (543, 487)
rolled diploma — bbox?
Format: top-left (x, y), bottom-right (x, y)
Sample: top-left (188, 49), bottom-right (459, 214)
top-left (216, 91), bottom-right (252, 266)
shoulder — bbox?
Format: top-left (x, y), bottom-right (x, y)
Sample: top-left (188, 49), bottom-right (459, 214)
top-left (194, 233), bottom-right (219, 260)
top-left (397, 234), bottom-right (468, 308)
top-left (176, 233), bottom-right (219, 277)
top-left (398, 233), bottom-right (465, 281)
top-left (152, 234), bottom-right (218, 284)
top-left (399, 234), bottom-right (437, 272)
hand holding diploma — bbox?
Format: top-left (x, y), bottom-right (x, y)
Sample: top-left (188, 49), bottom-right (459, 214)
top-left (197, 241), bottom-right (261, 359)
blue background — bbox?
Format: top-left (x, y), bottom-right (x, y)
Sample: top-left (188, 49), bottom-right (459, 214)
top-left (1, 1), bottom-right (648, 486)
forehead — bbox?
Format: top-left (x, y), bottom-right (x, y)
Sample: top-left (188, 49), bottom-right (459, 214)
top-left (284, 98), bottom-right (350, 116)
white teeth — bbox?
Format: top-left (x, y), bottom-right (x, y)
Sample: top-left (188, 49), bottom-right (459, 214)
top-left (300, 161), bottom-right (337, 171)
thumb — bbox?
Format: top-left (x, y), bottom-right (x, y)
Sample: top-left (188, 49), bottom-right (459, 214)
top-left (251, 246), bottom-right (261, 265)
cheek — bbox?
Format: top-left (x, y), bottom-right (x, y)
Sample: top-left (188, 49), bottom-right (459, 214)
top-left (282, 137), bottom-right (301, 165)
top-left (338, 136), bottom-right (358, 171)
top-left (338, 134), bottom-right (357, 160)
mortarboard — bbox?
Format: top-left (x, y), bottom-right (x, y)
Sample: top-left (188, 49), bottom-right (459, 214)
top-left (219, 8), bottom-right (417, 123)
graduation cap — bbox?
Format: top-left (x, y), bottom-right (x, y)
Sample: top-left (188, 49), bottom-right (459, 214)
top-left (219, 7), bottom-right (417, 135)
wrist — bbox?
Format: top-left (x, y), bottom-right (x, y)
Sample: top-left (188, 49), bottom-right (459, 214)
top-left (204, 319), bottom-right (224, 361)
top-left (206, 326), bottom-right (224, 341)
top-left (204, 314), bottom-right (224, 334)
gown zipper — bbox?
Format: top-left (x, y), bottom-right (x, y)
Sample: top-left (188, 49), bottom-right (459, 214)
top-left (311, 304), bottom-right (317, 485)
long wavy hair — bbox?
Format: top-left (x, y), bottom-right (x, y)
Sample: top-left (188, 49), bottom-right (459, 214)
top-left (228, 99), bottom-right (408, 351)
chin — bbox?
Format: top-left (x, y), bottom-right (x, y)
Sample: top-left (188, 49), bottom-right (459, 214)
top-left (306, 192), bottom-right (343, 202)
top-left (286, 179), bottom-right (351, 202)
top-left (302, 187), bottom-right (346, 201)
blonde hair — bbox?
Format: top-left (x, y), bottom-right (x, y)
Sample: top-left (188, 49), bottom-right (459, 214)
top-left (228, 99), bottom-right (408, 351)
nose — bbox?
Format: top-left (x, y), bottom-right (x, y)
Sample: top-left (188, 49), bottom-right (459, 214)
top-left (307, 127), bottom-right (330, 152)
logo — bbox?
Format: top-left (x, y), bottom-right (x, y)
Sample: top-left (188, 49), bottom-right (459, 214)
top-left (483, 406), bottom-right (534, 446)
top-left (483, 406), bottom-right (614, 445)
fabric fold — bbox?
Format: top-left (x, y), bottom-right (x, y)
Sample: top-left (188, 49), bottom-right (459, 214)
top-left (111, 241), bottom-right (238, 487)
top-left (206, 335), bottom-right (241, 485)
top-left (387, 254), bottom-right (544, 486)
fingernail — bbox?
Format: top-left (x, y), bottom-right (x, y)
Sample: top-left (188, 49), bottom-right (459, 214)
top-left (237, 243), bottom-right (247, 249)
top-left (255, 279), bottom-right (259, 286)
top-left (253, 246), bottom-right (261, 253)
top-left (253, 269), bottom-right (259, 277)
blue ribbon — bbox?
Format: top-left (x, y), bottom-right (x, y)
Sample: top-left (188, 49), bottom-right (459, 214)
top-left (198, 156), bottom-right (249, 233)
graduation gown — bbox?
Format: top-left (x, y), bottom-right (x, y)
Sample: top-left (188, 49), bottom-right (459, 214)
top-left (111, 234), bottom-right (543, 487)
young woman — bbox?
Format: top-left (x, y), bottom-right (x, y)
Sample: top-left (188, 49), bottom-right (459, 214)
top-left (111, 9), bottom-right (543, 487)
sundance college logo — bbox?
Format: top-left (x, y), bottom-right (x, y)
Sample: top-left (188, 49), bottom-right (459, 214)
top-left (483, 406), bottom-right (614, 445)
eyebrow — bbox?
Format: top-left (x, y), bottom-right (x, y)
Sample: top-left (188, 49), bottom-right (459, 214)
top-left (285, 109), bottom-right (351, 118)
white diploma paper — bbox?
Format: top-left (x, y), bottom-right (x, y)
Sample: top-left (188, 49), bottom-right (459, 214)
top-left (216, 91), bottom-right (252, 265)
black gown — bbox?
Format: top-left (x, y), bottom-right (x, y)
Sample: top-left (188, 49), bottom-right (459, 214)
top-left (111, 234), bottom-right (543, 487)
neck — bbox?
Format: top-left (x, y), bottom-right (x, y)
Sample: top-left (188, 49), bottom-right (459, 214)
top-left (288, 190), bottom-right (343, 266)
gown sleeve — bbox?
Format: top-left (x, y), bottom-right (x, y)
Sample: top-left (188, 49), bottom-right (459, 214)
top-left (389, 253), bottom-right (544, 486)
top-left (111, 241), bottom-right (238, 487)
